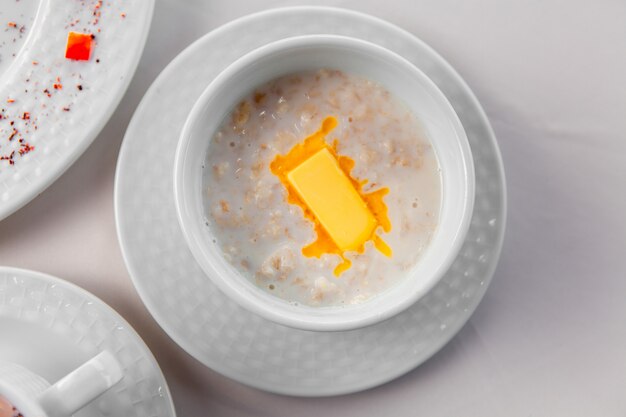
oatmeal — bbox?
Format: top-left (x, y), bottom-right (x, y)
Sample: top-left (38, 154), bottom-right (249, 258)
top-left (203, 69), bottom-right (441, 307)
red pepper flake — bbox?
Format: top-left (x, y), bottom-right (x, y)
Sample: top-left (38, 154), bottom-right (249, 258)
top-left (1, 151), bottom-right (16, 165)
top-left (21, 112), bottom-right (30, 120)
top-left (6, 98), bottom-right (15, 103)
top-left (67, 18), bottom-right (81, 28)
top-left (121, 13), bottom-right (126, 18)
top-left (19, 144), bottom-right (35, 156)
top-left (43, 88), bottom-right (51, 97)
top-left (62, 107), bottom-right (71, 112)
top-left (92, 0), bottom-right (103, 25)
top-left (8, 129), bottom-right (18, 141)
top-left (32, 60), bottom-right (39, 65)
top-left (7, 22), bottom-right (17, 28)
top-left (65, 32), bottom-right (93, 61)
top-left (53, 83), bottom-right (62, 90)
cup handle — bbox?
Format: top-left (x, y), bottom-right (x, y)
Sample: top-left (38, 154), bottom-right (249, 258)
top-left (37, 351), bottom-right (123, 417)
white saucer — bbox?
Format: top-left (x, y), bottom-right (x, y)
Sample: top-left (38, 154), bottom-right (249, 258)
top-left (115, 6), bottom-right (506, 397)
top-left (0, 267), bottom-right (176, 417)
top-left (0, 0), bottom-right (154, 220)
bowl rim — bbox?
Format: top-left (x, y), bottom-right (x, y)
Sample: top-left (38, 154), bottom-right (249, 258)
top-left (174, 34), bottom-right (475, 332)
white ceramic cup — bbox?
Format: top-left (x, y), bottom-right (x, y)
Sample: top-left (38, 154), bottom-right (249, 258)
top-left (174, 35), bottom-right (475, 332)
top-left (0, 351), bottom-right (123, 417)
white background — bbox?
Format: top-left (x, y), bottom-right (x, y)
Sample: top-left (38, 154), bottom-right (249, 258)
top-left (1, 1), bottom-right (626, 415)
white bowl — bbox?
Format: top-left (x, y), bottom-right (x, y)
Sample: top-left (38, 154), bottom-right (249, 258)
top-left (174, 35), bottom-right (475, 332)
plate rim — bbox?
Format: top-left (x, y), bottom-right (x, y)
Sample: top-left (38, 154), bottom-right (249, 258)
top-left (0, 265), bottom-right (177, 416)
top-left (0, 0), bottom-right (156, 221)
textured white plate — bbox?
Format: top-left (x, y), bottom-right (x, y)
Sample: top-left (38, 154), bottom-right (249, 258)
top-left (0, 0), bottom-right (154, 221)
top-left (0, 0), bottom-right (40, 76)
top-left (115, 6), bottom-right (507, 396)
top-left (0, 267), bottom-right (176, 417)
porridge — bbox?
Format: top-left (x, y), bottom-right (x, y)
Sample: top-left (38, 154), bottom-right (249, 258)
top-left (202, 69), bottom-right (441, 307)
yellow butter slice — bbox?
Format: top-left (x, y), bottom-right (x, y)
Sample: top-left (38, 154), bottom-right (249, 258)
top-left (287, 148), bottom-right (377, 251)
top-left (270, 116), bottom-right (392, 276)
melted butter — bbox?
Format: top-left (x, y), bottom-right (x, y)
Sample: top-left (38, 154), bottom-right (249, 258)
top-left (270, 116), bottom-right (392, 276)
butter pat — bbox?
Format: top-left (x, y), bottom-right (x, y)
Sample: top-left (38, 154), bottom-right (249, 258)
top-left (287, 148), bottom-right (377, 251)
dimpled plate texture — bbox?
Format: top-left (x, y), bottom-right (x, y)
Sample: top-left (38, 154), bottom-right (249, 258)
top-left (0, 267), bottom-right (176, 417)
top-left (115, 7), bottom-right (506, 396)
top-left (0, 0), bottom-right (154, 220)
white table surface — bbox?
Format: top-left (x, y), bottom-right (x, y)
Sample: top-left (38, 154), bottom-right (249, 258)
top-left (1, 1), bottom-right (626, 415)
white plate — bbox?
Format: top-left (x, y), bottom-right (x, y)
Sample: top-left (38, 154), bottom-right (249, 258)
top-left (0, 0), bottom-right (154, 221)
top-left (115, 6), bottom-right (507, 397)
top-left (0, 267), bottom-right (176, 417)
